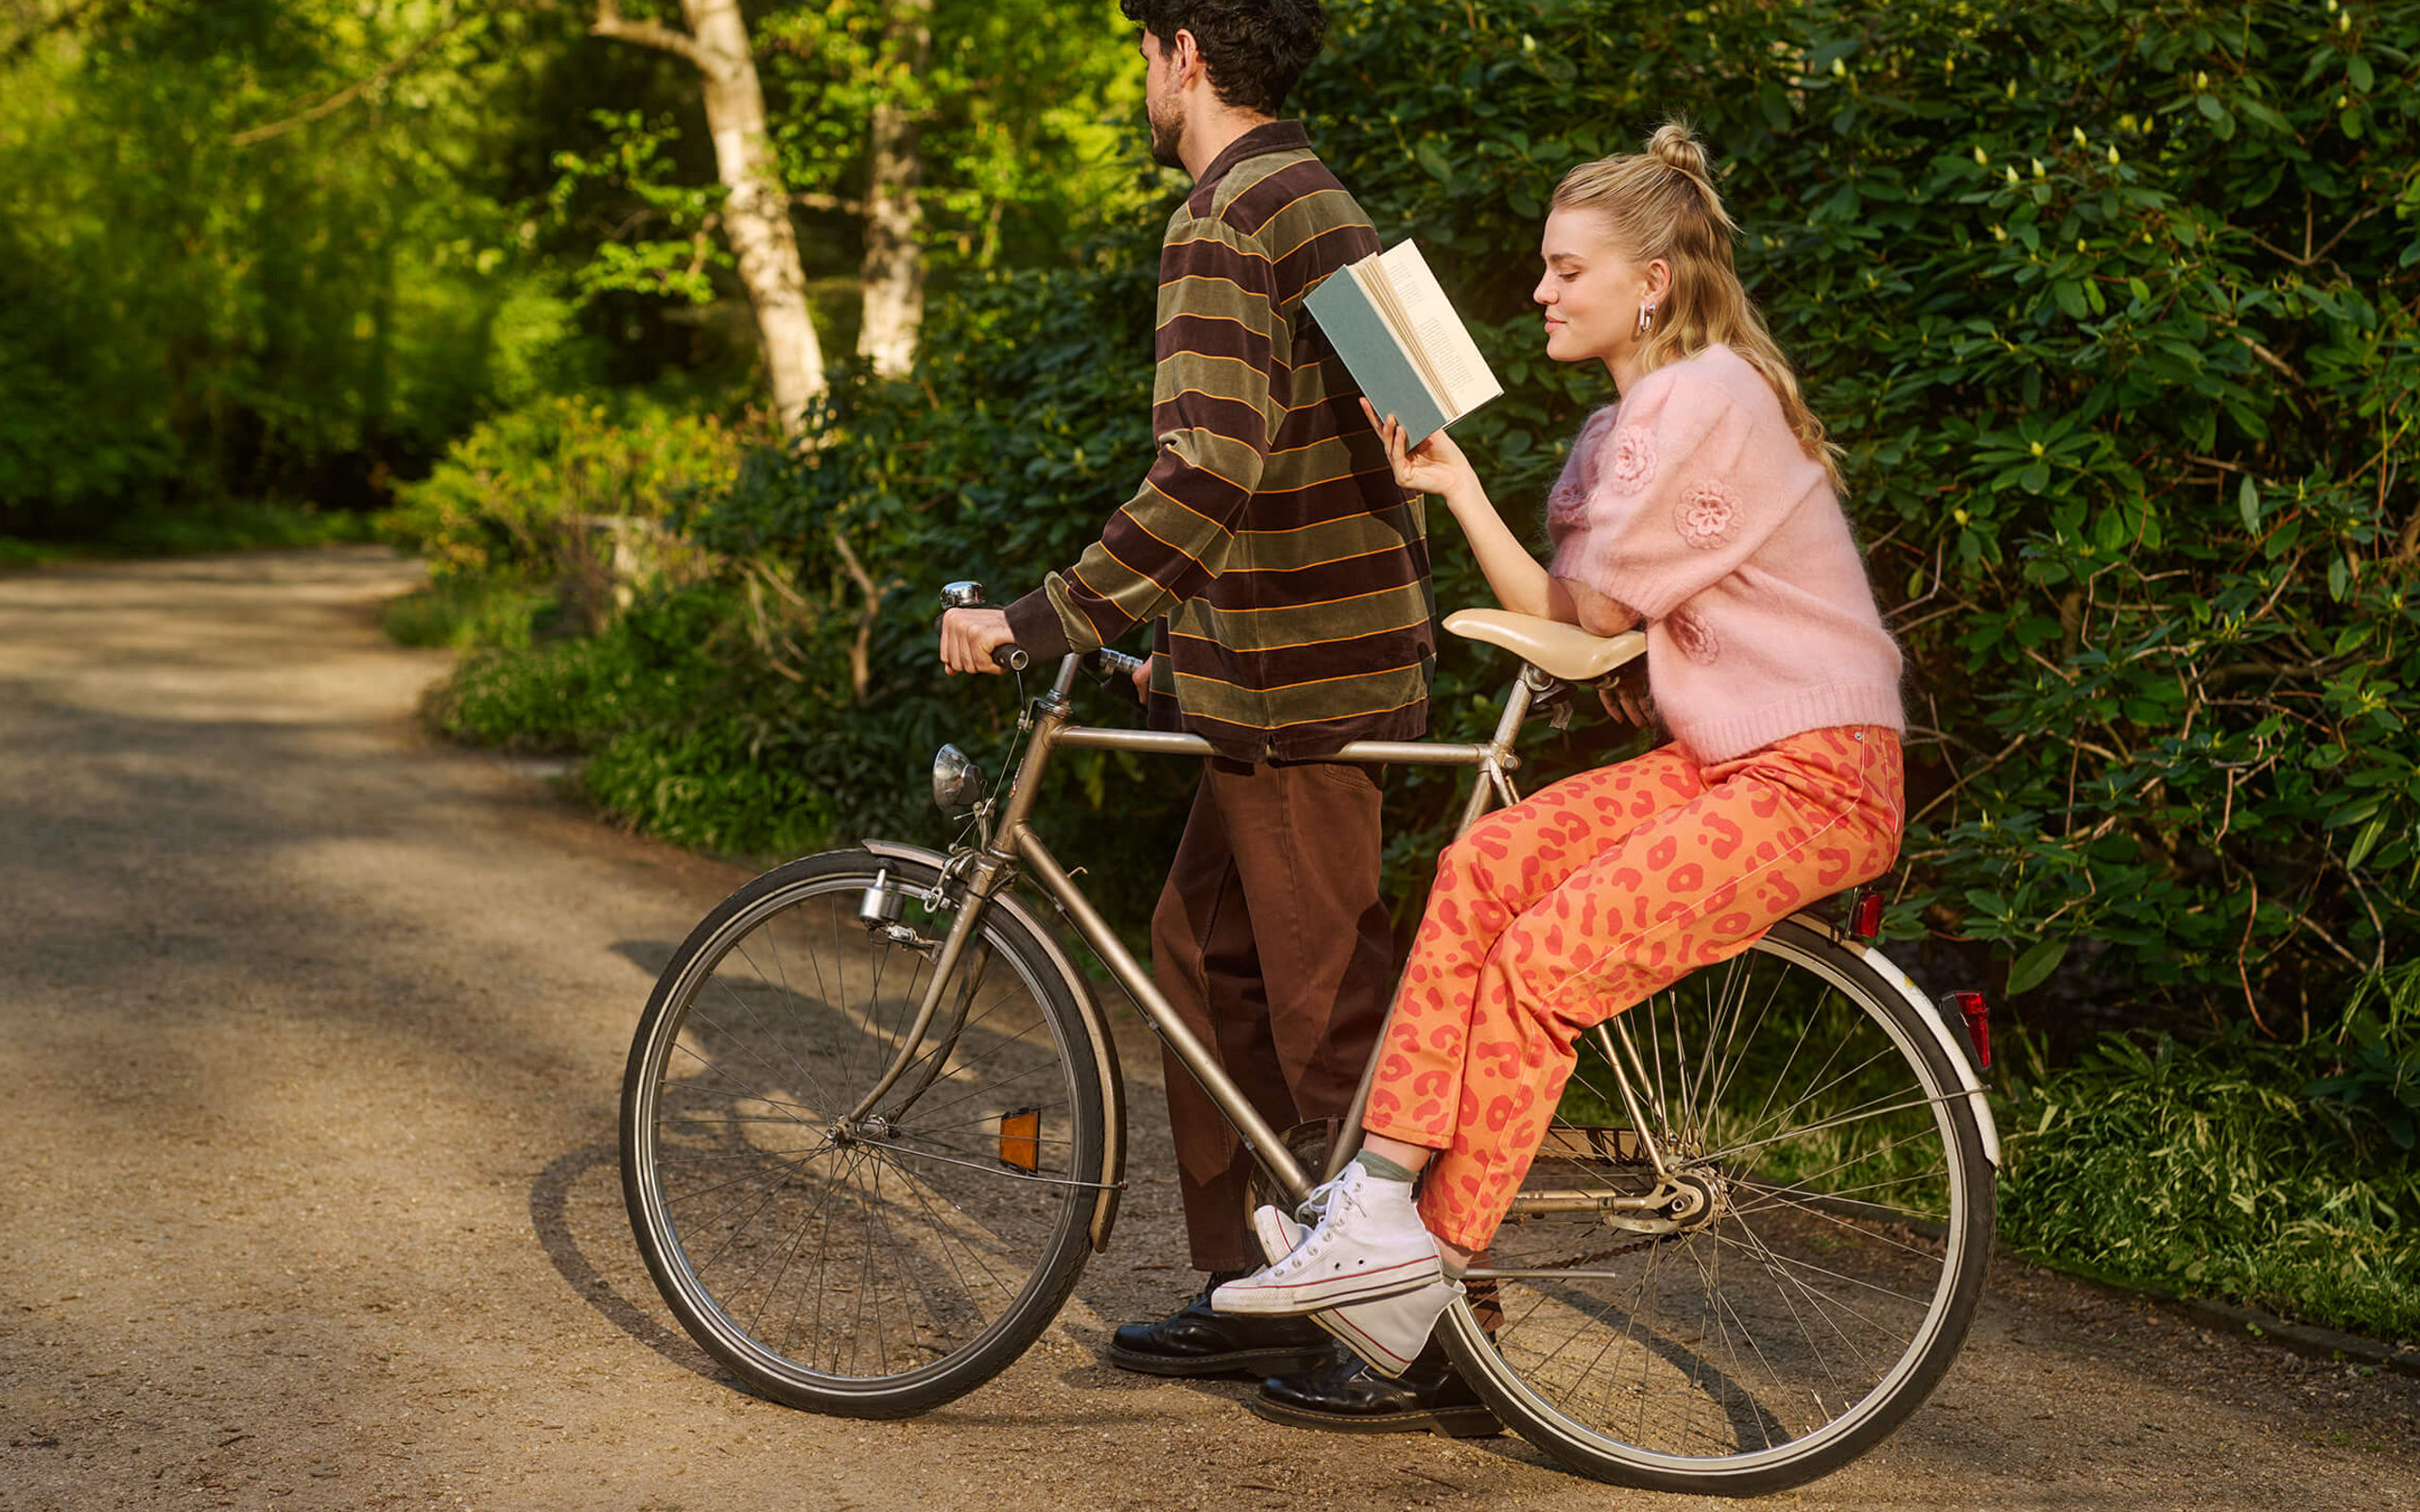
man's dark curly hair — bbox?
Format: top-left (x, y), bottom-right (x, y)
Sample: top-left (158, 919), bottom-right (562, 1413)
top-left (1118, 0), bottom-right (1327, 116)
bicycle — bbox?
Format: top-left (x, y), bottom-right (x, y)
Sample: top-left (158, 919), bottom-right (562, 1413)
top-left (619, 582), bottom-right (2001, 1496)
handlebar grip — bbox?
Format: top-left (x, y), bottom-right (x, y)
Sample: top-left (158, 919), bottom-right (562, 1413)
top-left (1090, 648), bottom-right (1147, 679)
top-left (993, 644), bottom-right (1030, 672)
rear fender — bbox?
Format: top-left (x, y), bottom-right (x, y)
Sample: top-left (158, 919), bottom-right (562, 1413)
top-left (1782, 912), bottom-right (2002, 1167)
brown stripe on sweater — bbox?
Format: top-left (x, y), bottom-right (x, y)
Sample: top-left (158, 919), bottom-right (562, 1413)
top-left (1167, 623), bottom-right (1436, 682)
top-left (1210, 545), bottom-right (1434, 605)
top-left (1159, 311), bottom-right (1275, 366)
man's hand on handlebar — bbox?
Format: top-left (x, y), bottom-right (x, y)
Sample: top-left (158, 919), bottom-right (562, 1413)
top-left (939, 607), bottom-right (1019, 675)
top-left (1130, 654), bottom-right (1151, 698)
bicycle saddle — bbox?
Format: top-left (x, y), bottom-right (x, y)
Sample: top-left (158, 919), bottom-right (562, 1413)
top-left (1443, 609), bottom-right (1646, 683)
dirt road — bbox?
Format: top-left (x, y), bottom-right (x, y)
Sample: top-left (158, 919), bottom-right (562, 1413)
top-left (1, 548), bottom-right (2412, 1512)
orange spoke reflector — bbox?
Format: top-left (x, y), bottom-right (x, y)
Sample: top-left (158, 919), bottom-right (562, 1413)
top-left (999, 1108), bottom-right (1042, 1171)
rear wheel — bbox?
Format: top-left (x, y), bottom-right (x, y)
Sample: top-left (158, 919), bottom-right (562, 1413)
top-left (621, 849), bottom-right (1105, 1417)
top-left (1439, 919), bottom-right (1995, 1494)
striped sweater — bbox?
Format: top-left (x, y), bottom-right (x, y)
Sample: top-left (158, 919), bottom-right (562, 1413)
top-left (1003, 121), bottom-right (1435, 761)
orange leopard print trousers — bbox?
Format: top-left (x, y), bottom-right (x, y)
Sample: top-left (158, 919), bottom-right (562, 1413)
top-left (1361, 726), bottom-right (1904, 1251)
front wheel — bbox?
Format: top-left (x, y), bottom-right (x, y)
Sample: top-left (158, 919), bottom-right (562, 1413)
top-left (1439, 919), bottom-right (1996, 1494)
top-left (621, 848), bottom-right (1105, 1417)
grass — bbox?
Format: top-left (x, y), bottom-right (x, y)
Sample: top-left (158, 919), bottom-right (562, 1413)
top-left (1, 500), bottom-right (374, 566)
top-left (1996, 1028), bottom-right (2419, 1344)
top-left (382, 574), bottom-right (557, 651)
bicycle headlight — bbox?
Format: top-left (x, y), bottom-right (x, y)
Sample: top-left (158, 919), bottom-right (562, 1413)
top-left (931, 744), bottom-right (987, 816)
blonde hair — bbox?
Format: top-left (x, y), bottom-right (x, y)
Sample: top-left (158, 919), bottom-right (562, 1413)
top-left (1552, 120), bottom-right (1843, 488)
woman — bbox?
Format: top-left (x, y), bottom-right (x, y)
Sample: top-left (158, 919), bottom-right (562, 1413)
top-left (1211, 121), bottom-right (1908, 1377)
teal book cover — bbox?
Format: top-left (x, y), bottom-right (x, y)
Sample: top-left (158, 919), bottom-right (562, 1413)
top-left (1305, 268), bottom-right (1449, 445)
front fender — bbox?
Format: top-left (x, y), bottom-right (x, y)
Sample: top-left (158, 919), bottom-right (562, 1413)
top-left (860, 840), bottom-right (1130, 1247)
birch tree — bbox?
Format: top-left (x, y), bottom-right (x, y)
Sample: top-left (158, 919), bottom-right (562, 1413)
top-left (854, 0), bottom-right (931, 380)
top-left (589, 0), bottom-right (824, 437)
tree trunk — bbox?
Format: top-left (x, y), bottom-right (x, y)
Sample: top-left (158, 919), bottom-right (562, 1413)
top-left (856, 0), bottom-right (931, 381)
top-left (592, 1), bottom-right (825, 438)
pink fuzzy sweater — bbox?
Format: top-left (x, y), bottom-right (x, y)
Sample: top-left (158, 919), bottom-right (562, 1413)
top-left (1545, 344), bottom-right (1904, 763)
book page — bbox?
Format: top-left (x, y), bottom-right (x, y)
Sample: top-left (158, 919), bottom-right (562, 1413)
top-left (1354, 259), bottom-right (1448, 412)
top-left (1374, 241), bottom-right (1504, 418)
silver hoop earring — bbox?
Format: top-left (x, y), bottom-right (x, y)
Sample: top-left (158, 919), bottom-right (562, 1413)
top-left (1636, 301), bottom-right (1657, 335)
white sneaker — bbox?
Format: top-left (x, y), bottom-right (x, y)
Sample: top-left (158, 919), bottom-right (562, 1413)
top-left (1314, 1275), bottom-right (1462, 1378)
top-left (1249, 1203), bottom-right (1459, 1379)
top-left (1212, 1162), bottom-right (1443, 1315)
top-left (1252, 1201), bottom-right (1304, 1265)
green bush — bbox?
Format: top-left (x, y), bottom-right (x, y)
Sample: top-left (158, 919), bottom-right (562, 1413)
top-left (660, 0), bottom-right (2420, 1010)
top-left (426, 0), bottom-right (2420, 996)
top-left (381, 574), bottom-right (558, 651)
top-left (385, 391), bottom-right (735, 597)
top-left (381, 391), bottom-right (743, 659)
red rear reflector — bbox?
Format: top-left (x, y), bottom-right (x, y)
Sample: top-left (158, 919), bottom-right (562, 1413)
top-left (1952, 990), bottom-right (1991, 1069)
top-left (1852, 890), bottom-right (1884, 939)
top-left (999, 1108), bottom-right (1042, 1171)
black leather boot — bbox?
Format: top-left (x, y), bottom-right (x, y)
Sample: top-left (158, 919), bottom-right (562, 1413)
top-left (1104, 1275), bottom-right (1333, 1378)
top-left (1250, 1341), bottom-right (1502, 1436)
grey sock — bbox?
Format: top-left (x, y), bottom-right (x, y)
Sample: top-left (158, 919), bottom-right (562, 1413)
top-left (1354, 1148), bottom-right (1416, 1184)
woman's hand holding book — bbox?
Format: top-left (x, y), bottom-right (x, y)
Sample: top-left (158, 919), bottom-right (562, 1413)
top-left (1362, 398), bottom-right (1479, 504)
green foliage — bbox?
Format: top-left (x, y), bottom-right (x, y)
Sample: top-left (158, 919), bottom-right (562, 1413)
top-left (550, 0), bottom-right (1150, 357)
top-left (0, 500), bottom-right (372, 565)
top-left (1303, 0), bottom-right (2420, 1035)
top-left (2000, 1022), bottom-right (2420, 1341)
top-left (423, 580), bottom-right (925, 858)
top-left (428, 2), bottom-right (2420, 1003)
top-left (381, 574), bottom-right (557, 651)
top-left (0, 0), bottom-right (591, 534)
top-left (382, 391), bottom-right (743, 582)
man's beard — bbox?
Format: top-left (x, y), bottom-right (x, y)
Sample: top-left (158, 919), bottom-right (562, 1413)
top-left (1148, 101), bottom-right (1184, 168)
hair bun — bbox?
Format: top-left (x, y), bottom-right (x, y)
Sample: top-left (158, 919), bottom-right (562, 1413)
top-left (1647, 121), bottom-right (1714, 184)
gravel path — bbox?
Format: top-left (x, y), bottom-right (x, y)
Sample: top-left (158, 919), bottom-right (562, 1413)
top-left (2, 547), bottom-right (2412, 1512)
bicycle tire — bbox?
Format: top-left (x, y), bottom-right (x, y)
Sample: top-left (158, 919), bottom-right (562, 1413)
top-left (1438, 918), bottom-right (1995, 1494)
top-left (621, 848), bottom-right (1105, 1417)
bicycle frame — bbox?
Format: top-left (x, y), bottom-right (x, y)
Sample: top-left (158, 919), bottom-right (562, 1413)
top-left (841, 649), bottom-right (1552, 1219)
top-left (841, 643), bottom-right (1999, 1249)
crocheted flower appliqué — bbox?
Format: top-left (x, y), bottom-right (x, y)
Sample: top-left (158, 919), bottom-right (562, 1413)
top-left (1666, 604), bottom-right (1720, 664)
top-left (1605, 424), bottom-right (1658, 495)
top-left (1672, 478), bottom-right (1738, 550)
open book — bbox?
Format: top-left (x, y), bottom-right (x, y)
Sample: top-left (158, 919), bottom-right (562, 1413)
top-left (1305, 239), bottom-right (1503, 445)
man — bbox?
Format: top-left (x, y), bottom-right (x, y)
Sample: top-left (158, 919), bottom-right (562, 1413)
top-left (939, 0), bottom-right (1489, 1438)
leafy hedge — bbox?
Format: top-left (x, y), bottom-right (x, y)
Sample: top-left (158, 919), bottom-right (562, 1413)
top-left (678, 0), bottom-right (2420, 1022)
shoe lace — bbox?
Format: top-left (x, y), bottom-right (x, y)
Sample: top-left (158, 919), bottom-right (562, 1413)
top-left (1288, 1167), bottom-right (1369, 1239)
top-left (1254, 1174), bottom-right (1360, 1280)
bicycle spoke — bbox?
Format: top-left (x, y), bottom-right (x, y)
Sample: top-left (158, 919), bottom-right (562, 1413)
top-left (629, 858), bottom-right (1098, 1404)
top-left (1455, 925), bottom-right (1988, 1488)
